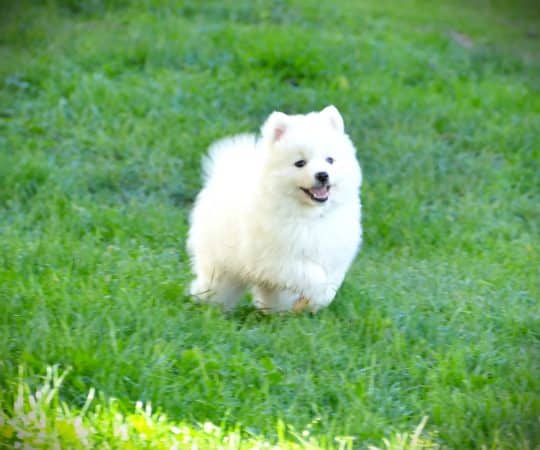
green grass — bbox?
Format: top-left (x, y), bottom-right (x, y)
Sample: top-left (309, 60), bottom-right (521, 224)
top-left (1, 0), bottom-right (539, 448)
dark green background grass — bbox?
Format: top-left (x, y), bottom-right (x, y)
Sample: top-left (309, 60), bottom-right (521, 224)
top-left (1, 0), bottom-right (539, 448)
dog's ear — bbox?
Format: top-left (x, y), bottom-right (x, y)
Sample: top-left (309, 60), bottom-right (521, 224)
top-left (262, 111), bottom-right (289, 144)
top-left (320, 105), bottom-right (344, 133)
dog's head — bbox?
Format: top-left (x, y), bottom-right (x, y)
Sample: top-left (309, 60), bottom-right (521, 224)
top-left (260, 105), bottom-right (361, 209)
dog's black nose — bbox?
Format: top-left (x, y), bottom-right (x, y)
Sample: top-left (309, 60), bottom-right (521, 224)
top-left (315, 171), bottom-right (329, 184)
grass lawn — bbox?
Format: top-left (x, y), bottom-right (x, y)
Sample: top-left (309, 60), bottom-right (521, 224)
top-left (1, 0), bottom-right (539, 448)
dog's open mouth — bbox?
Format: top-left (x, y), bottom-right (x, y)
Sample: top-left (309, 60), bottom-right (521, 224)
top-left (300, 185), bottom-right (330, 203)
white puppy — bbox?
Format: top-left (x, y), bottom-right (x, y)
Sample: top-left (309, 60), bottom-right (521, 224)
top-left (187, 105), bottom-right (362, 313)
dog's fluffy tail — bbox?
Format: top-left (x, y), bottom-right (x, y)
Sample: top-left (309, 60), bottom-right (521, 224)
top-left (202, 134), bottom-right (258, 184)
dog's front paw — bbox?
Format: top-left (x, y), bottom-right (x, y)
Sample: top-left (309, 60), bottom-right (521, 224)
top-left (292, 296), bottom-right (310, 313)
top-left (306, 283), bottom-right (337, 312)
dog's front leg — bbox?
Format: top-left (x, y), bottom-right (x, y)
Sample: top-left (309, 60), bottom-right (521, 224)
top-left (295, 262), bottom-right (337, 312)
top-left (255, 261), bottom-right (335, 313)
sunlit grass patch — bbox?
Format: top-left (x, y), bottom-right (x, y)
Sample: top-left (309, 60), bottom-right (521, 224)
top-left (1, 366), bottom-right (440, 449)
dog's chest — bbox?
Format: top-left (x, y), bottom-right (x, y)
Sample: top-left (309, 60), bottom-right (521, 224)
top-left (255, 207), bottom-right (359, 263)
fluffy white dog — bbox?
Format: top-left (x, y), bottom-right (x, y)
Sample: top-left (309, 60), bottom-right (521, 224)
top-left (187, 105), bottom-right (362, 313)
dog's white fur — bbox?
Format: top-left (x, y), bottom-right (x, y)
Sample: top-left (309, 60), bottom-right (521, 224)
top-left (187, 106), bottom-right (362, 313)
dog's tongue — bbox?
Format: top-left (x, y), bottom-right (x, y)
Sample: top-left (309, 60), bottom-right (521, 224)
top-left (310, 186), bottom-right (328, 199)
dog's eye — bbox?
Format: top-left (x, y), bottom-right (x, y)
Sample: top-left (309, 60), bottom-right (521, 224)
top-left (294, 160), bottom-right (306, 168)
top-left (326, 157), bottom-right (334, 164)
